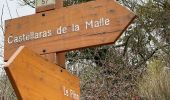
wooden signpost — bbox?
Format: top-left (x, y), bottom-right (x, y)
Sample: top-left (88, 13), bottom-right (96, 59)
top-left (4, 46), bottom-right (80, 100)
top-left (4, 0), bottom-right (136, 99)
top-left (37, 0), bottom-right (66, 68)
top-left (4, 0), bottom-right (136, 61)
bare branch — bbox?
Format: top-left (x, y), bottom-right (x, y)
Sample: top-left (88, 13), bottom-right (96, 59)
top-left (16, 9), bottom-right (19, 17)
top-left (5, 0), bottom-right (12, 19)
top-left (136, 44), bottom-right (170, 68)
top-left (0, 4), bottom-right (5, 33)
top-left (22, 0), bottom-right (35, 8)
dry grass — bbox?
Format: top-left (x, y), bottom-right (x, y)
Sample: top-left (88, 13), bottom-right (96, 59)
top-left (138, 60), bottom-right (170, 100)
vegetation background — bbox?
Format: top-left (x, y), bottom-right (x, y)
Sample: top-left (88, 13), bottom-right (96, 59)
top-left (0, 0), bottom-right (170, 100)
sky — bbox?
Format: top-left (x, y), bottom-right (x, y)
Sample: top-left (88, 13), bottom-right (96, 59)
top-left (0, 0), bottom-right (35, 71)
top-left (0, 0), bottom-right (35, 31)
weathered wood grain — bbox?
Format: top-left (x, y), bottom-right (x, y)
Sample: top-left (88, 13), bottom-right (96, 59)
top-left (4, 46), bottom-right (80, 100)
top-left (4, 0), bottom-right (136, 60)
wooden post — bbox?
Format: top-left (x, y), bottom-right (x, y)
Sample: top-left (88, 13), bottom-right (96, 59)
top-left (36, 0), bottom-right (66, 68)
top-left (55, 0), bottom-right (66, 68)
top-left (56, 0), bottom-right (63, 9)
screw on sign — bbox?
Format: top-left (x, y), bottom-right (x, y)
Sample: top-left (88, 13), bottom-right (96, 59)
top-left (4, 0), bottom-right (136, 61)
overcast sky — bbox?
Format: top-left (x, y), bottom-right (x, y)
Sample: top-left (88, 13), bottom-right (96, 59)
top-left (0, 0), bottom-right (35, 30)
top-left (0, 0), bottom-right (35, 71)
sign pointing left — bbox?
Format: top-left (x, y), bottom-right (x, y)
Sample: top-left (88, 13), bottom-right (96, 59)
top-left (5, 46), bottom-right (80, 100)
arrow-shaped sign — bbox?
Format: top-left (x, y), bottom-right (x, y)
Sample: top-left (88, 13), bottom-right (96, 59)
top-left (5, 0), bottom-right (136, 60)
top-left (5, 46), bottom-right (80, 100)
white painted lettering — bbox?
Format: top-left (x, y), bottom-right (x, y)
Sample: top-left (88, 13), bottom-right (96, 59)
top-left (63, 86), bottom-right (79, 100)
top-left (8, 36), bottom-right (13, 44)
top-left (7, 17), bottom-right (111, 44)
top-left (86, 20), bottom-right (93, 29)
top-left (85, 18), bottom-right (110, 29)
top-left (105, 18), bottom-right (110, 25)
top-left (64, 87), bottom-right (69, 96)
top-left (35, 33), bottom-right (39, 39)
top-left (25, 35), bottom-right (30, 41)
top-left (62, 27), bottom-right (67, 34)
top-left (57, 26), bottom-right (62, 34)
top-left (42, 31), bottom-right (47, 38)
top-left (14, 37), bottom-right (19, 43)
top-left (22, 34), bottom-right (26, 41)
top-left (47, 30), bottom-right (52, 36)
top-left (72, 24), bottom-right (80, 32)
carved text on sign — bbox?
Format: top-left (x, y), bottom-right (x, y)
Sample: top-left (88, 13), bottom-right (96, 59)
top-left (36, 0), bottom-right (55, 7)
top-left (7, 17), bottom-right (110, 44)
top-left (63, 86), bottom-right (79, 100)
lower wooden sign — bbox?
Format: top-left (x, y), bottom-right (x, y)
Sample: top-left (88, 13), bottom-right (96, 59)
top-left (4, 46), bottom-right (80, 100)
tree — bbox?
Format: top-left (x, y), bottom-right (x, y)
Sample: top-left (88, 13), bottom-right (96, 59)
top-left (1, 0), bottom-right (170, 99)
top-left (67, 0), bottom-right (170, 99)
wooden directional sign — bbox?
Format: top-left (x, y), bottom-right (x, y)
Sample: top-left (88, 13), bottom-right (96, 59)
top-left (4, 46), bottom-right (80, 100)
top-left (4, 0), bottom-right (136, 60)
